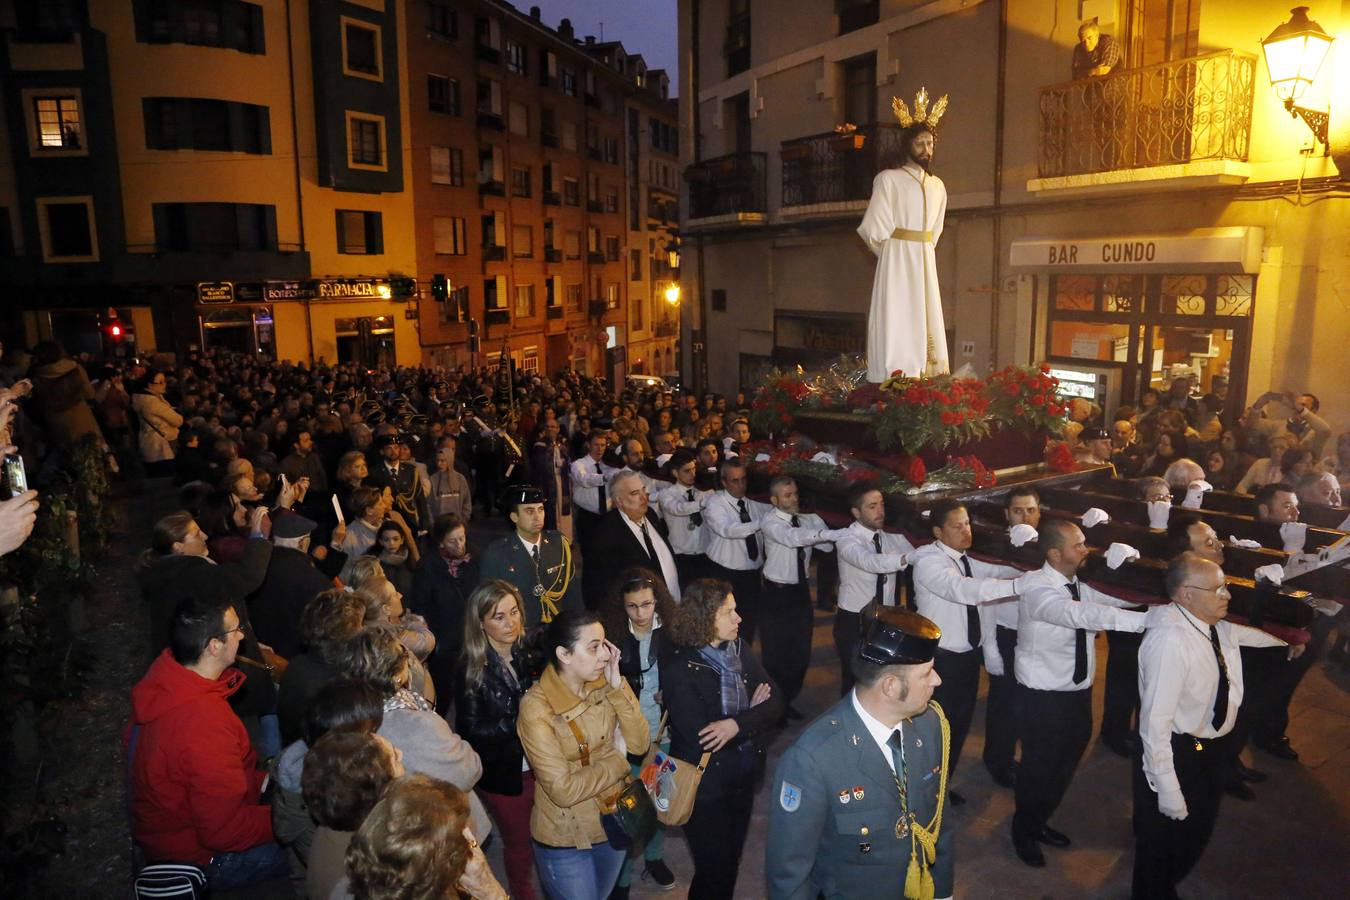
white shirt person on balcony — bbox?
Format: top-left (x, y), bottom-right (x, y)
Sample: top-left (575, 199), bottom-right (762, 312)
top-left (857, 90), bottom-right (950, 383)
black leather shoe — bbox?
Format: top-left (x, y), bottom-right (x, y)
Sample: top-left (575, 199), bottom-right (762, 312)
top-left (1013, 831), bottom-right (1046, 867)
top-left (1234, 759), bottom-right (1267, 783)
top-left (948, 790), bottom-right (967, 807)
top-left (1101, 732), bottom-right (1137, 758)
top-left (1254, 735), bottom-right (1300, 761)
top-left (1224, 779), bottom-right (1257, 802)
top-left (1036, 826), bottom-right (1072, 848)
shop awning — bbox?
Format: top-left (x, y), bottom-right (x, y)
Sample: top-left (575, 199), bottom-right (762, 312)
top-left (1009, 226), bottom-right (1264, 274)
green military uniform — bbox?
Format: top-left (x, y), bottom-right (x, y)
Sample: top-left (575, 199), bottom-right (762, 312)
top-left (479, 530), bottom-right (582, 627)
top-left (767, 608), bottom-right (953, 900)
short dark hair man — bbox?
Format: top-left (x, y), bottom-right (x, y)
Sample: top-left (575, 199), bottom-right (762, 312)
top-left (1253, 481), bottom-right (1299, 524)
top-left (127, 593), bottom-right (288, 888)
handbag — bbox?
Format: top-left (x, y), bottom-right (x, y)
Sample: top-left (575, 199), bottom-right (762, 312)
top-left (560, 706), bottom-right (657, 851)
top-left (637, 712), bottom-right (712, 827)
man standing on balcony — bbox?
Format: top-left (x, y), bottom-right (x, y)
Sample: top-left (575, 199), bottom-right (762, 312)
top-left (1072, 19), bottom-right (1122, 80)
top-left (857, 89), bottom-right (950, 382)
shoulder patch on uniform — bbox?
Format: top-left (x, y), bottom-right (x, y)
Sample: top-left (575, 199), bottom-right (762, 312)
top-left (779, 781), bottom-right (802, 812)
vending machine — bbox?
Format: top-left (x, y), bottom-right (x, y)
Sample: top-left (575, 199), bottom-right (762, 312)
top-left (1048, 365), bottom-right (1124, 421)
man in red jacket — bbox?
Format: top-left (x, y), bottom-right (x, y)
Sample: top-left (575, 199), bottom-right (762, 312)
top-left (126, 593), bottom-right (288, 889)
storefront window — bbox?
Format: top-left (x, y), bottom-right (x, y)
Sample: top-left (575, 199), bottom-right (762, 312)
top-left (200, 305), bottom-right (273, 357)
top-left (336, 316), bottom-right (396, 369)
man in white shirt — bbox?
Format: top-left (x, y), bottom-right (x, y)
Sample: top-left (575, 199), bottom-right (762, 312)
top-left (1011, 519), bottom-right (1147, 867)
top-left (1133, 553), bottom-right (1288, 899)
top-left (760, 475), bottom-right (833, 719)
top-left (911, 499), bottom-right (1026, 804)
top-left (983, 486), bottom-right (1041, 789)
top-left (821, 481), bottom-right (914, 694)
top-left (654, 448), bottom-right (712, 587)
top-left (570, 432), bottom-right (617, 595)
top-left (703, 457), bottom-right (770, 644)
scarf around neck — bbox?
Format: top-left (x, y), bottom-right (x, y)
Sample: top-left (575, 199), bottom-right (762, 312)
top-left (699, 640), bottom-right (748, 716)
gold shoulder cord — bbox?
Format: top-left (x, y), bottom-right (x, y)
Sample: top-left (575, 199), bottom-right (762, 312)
top-left (537, 537), bottom-right (574, 624)
top-left (903, 700), bottom-right (950, 900)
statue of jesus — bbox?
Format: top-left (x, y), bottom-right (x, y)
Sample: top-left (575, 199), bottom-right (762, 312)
top-left (857, 90), bottom-right (950, 383)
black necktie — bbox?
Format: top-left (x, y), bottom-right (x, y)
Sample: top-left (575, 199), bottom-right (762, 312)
top-left (873, 532), bottom-right (886, 605)
top-left (791, 514), bottom-right (806, 585)
top-left (1066, 580), bottom-right (1088, 684)
top-left (1209, 625), bottom-right (1230, 730)
top-left (888, 729), bottom-right (908, 810)
top-left (531, 543), bottom-right (540, 566)
top-left (688, 488), bottom-right (703, 526)
top-left (738, 499), bottom-right (759, 561)
top-left (959, 555), bottom-right (981, 648)
top-left (596, 462), bottom-right (605, 512)
top-left (639, 518), bottom-right (658, 561)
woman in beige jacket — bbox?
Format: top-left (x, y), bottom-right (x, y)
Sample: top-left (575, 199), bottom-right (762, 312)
top-left (518, 609), bottom-right (650, 900)
top-left (132, 369), bottom-right (182, 475)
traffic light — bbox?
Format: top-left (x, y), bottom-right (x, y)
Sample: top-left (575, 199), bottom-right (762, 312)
top-left (467, 318), bottom-right (479, 336)
top-left (431, 273), bottom-right (449, 302)
top-left (390, 276), bottom-right (417, 299)
top-left (109, 323), bottom-right (123, 338)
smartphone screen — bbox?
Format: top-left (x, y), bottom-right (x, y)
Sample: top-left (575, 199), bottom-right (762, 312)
top-left (5, 454), bottom-right (27, 498)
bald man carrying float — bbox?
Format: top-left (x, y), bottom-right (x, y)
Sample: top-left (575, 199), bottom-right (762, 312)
top-left (1132, 552), bottom-right (1290, 899)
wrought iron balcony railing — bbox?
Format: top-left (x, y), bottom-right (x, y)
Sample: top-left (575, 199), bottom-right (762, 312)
top-left (1037, 49), bottom-right (1256, 179)
top-left (780, 123), bottom-right (907, 208)
top-left (685, 152), bottom-right (766, 219)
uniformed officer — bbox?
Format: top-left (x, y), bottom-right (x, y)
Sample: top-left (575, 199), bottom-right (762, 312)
top-left (366, 430), bottom-right (429, 534)
top-left (479, 485), bottom-right (583, 628)
top-left (767, 607), bottom-right (954, 900)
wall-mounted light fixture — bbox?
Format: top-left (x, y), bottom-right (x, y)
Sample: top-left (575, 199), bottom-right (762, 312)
top-left (1260, 6), bottom-right (1335, 150)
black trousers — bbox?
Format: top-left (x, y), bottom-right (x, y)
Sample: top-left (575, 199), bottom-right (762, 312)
top-left (814, 548), bottom-right (839, 611)
top-left (574, 508), bottom-right (603, 609)
top-left (983, 625), bottom-right (1019, 779)
top-left (707, 562), bottom-right (763, 647)
top-left (833, 608), bottom-right (863, 694)
top-left (1131, 733), bottom-right (1228, 899)
top-left (1013, 684), bottom-right (1093, 839)
top-left (1102, 628), bottom-right (1144, 740)
top-left (760, 579), bottom-right (814, 704)
top-left (674, 552), bottom-right (707, 591)
top-left (932, 648), bottom-right (982, 777)
top-left (1250, 614), bottom-right (1333, 744)
top-left (683, 775), bottom-right (756, 900)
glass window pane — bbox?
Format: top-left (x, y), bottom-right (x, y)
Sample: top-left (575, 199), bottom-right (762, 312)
top-left (1049, 320), bottom-right (1130, 362)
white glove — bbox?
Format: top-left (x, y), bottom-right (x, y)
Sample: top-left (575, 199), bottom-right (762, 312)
top-left (1157, 787), bottom-right (1189, 821)
top-left (1147, 500), bottom-right (1171, 530)
top-left (1081, 507), bottom-right (1111, 528)
top-left (1182, 480), bottom-right (1213, 510)
top-left (1279, 522), bottom-right (1308, 554)
top-left (1254, 564), bottom-right (1284, 586)
top-left (810, 451), bottom-right (838, 466)
top-left (754, 452), bottom-right (771, 462)
top-left (1009, 523), bottom-right (1039, 547)
top-left (1229, 536), bottom-right (1261, 549)
top-left (1106, 542), bottom-right (1141, 570)
top-left (984, 652), bottom-right (1005, 677)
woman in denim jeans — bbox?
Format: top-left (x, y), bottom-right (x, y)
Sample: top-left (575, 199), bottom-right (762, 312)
top-left (517, 610), bottom-right (650, 899)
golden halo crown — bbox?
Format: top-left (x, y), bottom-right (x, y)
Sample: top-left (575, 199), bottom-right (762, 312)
top-left (891, 87), bottom-right (949, 130)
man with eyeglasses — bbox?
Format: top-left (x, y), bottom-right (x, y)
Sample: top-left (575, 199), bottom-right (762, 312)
top-left (1133, 553), bottom-right (1289, 899)
top-left (127, 592), bottom-right (289, 890)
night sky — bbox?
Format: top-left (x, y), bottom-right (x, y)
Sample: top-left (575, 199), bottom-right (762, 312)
top-left (523, 0), bottom-right (679, 91)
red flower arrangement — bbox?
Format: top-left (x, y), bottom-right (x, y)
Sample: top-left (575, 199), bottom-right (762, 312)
top-left (984, 363), bottom-right (1068, 435)
top-left (749, 371), bottom-right (812, 436)
top-left (1043, 440), bottom-right (1078, 473)
top-left (872, 374), bottom-right (992, 454)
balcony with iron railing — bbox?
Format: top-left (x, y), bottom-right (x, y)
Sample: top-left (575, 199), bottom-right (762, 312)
top-left (1032, 49), bottom-right (1256, 192)
top-left (779, 123), bottom-right (908, 215)
top-left (685, 152), bottom-right (767, 225)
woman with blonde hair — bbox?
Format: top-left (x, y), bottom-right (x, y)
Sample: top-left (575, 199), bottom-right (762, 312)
top-left (456, 580), bottom-right (538, 900)
top-left (344, 774), bottom-right (507, 900)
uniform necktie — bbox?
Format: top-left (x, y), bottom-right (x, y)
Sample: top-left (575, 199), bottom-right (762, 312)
top-left (1066, 580), bottom-right (1088, 684)
top-left (688, 488), bottom-right (703, 526)
top-left (595, 461), bottom-right (606, 512)
top-left (791, 514), bottom-right (806, 585)
top-left (1208, 624), bottom-right (1230, 729)
top-left (874, 532), bottom-right (886, 605)
top-left (887, 728), bottom-right (908, 813)
top-left (738, 499), bottom-right (759, 561)
top-left (960, 555), bottom-right (981, 648)
top-left (531, 543), bottom-right (540, 566)
top-left (640, 518), bottom-right (659, 561)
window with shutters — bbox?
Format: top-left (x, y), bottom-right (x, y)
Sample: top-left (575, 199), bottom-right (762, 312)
top-left (561, 68), bottom-right (577, 96)
top-left (630, 248), bottom-right (642, 281)
top-left (505, 39), bottom-right (527, 74)
top-left (426, 1), bottom-right (456, 40)
top-left (514, 284), bottom-right (536, 317)
top-left (605, 235), bottom-right (620, 261)
top-left (336, 210), bottom-right (383, 254)
top-left (508, 101), bottom-right (529, 136)
top-left (567, 283), bottom-right (583, 312)
top-left (139, 0), bottom-right (264, 54)
top-left (151, 202), bottom-right (277, 253)
top-left (563, 178), bottom-right (580, 206)
top-left (561, 121), bottom-right (578, 152)
top-left (606, 283), bottom-right (620, 309)
top-left (631, 296), bottom-right (645, 330)
top-left (346, 112), bottom-right (386, 170)
top-left (511, 166), bottom-right (531, 197)
top-left (564, 230), bottom-right (582, 260)
top-left (26, 92), bottom-right (83, 153)
top-left (512, 224), bottom-right (533, 258)
top-left (342, 18), bottom-right (382, 81)
top-left (433, 216), bottom-right (467, 255)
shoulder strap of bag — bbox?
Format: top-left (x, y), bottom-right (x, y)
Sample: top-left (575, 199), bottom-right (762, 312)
top-left (652, 710), bottom-right (711, 769)
top-left (565, 717), bottom-right (591, 767)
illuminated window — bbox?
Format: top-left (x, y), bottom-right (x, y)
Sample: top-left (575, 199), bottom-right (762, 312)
top-left (34, 96), bottom-right (81, 149)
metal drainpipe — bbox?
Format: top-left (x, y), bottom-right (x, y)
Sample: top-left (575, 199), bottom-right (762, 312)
top-left (283, 0), bottom-right (314, 363)
top-left (990, 0), bottom-right (1008, 369)
top-left (690, 0), bottom-right (709, 394)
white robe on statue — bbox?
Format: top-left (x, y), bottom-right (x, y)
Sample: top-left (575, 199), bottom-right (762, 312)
top-left (857, 163), bottom-right (950, 382)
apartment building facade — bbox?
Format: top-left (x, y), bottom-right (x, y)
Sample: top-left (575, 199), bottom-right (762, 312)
top-left (677, 0), bottom-right (1350, 428)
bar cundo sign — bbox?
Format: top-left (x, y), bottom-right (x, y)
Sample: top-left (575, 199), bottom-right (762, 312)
top-left (1009, 228), bottom-right (1263, 274)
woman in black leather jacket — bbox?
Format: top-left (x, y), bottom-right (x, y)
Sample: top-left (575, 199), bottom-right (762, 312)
top-left (455, 579), bottom-right (538, 900)
top-left (662, 577), bottom-right (783, 900)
